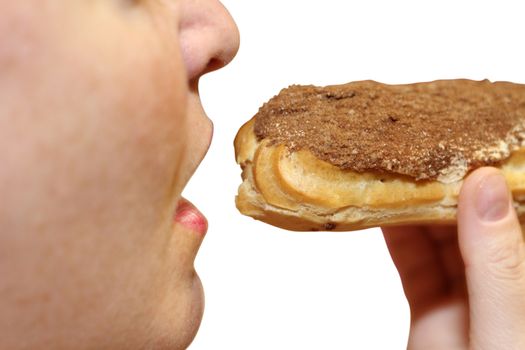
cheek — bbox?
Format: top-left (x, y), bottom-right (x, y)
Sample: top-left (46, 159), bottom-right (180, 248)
top-left (1, 2), bottom-right (193, 212)
top-left (17, 7), bottom-right (190, 215)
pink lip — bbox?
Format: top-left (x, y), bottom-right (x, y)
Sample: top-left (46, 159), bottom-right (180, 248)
top-left (174, 198), bottom-right (208, 236)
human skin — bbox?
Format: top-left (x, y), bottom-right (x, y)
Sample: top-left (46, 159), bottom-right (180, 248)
top-left (0, 1), bottom-right (239, 349)
top-left (3, 1), bottom-right (524, 350)
top-left (383, 167), bottom-right (525, 349)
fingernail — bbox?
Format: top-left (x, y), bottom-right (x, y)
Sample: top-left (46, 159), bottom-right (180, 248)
top-left (476, 173), bottom-right (510, 222)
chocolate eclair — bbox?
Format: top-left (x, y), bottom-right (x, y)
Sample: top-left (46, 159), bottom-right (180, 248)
top-left (234, 79), bottom-right (525, 231)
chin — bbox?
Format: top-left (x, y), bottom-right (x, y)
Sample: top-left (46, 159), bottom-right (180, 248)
top-left (188, 273), bottom-right (205, 342)
top-left (177, 273), bottom-right (206, 350)
top-left (149, 273), bottom-right (205, 350)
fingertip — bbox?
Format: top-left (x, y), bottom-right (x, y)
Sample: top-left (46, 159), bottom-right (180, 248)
top-left (457, 167), bottom-right (515, 255)
top-left (458, 167), bottom-right (504, 217)
top-left (457, 166), bottom-right (525, 277)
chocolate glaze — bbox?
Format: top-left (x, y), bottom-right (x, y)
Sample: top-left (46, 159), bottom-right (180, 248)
top-left (253, 80), bottom-right (525, 180)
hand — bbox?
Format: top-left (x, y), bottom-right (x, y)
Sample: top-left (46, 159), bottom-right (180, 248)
top-left (382, 167), bottom-right (525, 349)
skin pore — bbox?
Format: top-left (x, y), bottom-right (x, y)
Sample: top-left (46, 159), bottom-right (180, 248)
top-left (0, 1), bottom-right (238, 349)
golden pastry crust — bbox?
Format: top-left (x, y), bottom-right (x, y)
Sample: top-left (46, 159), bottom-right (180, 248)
top-left (234, 80), bottom-right (525, 231)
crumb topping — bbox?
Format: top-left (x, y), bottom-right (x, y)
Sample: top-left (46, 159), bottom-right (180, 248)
top-left (254, 79), bottom-right (525, 180)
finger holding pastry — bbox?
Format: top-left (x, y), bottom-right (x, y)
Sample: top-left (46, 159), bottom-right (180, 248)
top-left (382, 168), bottom-right (525, 350)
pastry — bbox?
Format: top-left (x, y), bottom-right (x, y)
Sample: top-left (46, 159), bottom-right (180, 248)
top-left (234, 79), bottom-right (525, 231)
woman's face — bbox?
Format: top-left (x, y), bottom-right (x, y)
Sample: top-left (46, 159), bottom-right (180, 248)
top-left (0, 1), bottom-right (239, 349)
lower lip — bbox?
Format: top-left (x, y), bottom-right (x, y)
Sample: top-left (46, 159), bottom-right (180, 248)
top-left (174, 199), bottom-right (208, 236)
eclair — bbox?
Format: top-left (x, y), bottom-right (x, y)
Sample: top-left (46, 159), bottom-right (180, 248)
top-left (234, 79), bottom-right (525, 231)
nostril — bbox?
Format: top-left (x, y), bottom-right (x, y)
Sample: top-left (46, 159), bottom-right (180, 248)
top-left (188, 58), bottom-right (226, 86)
top-left (203, 57), bottom-right (224, 75)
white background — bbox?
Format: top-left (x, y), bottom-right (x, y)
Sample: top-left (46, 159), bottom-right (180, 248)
top-left (187, 1), bottom-right (525, 349)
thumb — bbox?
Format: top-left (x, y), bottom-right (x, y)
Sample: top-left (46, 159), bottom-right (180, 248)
top-left (458, 167), bottom-right (525, 349)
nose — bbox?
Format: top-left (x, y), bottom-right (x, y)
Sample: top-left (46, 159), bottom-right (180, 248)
top-left (179, 0), bottom-right (240, 82)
